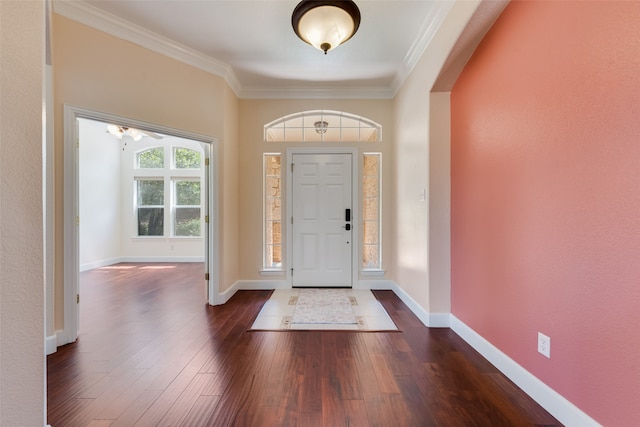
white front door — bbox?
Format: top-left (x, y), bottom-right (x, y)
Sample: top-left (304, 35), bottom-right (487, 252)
top-left (291, 153), bottom-right (353, 287)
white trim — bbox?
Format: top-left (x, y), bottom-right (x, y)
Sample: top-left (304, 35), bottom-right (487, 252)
top-left (391, 283), bottom-right (450, 328)
top-left (355, 279), bottom-right (395, 290)
top-left (63, 106), bottom-right (80, 347)
top-left (241, 86), bottom-right (394, 100)
top-left (218, 279), bottom-right (289, 304)
top-left (119, 256), bottom-right (205, 264)
top-left (391, 0), bottom-right (455, 96)
top-left (79, 257), bottom-right (122, 272)
top-left (206, 141), bottom-right (221, 305)
top-left (218, 281), bottom-right (240, 304)
top-left (259, 270), bottom-right (286, 277)
top-left (53, 0), bottom-right (241, 96)
top-left (237, 280), bottom-right (290, 290)
top-left (55, 328), bottom-right (73, 348)
top-left (360, 270), bottom-right (385, 276)
top-left (450, 315), bottom-right (602, 427)
top-left (45, 334), bottom-right (57, 356)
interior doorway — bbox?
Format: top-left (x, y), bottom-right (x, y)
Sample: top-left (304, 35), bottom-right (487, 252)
top-left (61, 106), bottom-right (220, 347)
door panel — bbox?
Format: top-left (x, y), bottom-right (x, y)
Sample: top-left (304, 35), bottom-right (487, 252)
top-left (292, 153), bottom-right (352, 287)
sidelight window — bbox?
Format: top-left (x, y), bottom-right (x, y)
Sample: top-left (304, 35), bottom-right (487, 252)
top-left (263, 154), bottom-right (282, 269)
top-left (362, 153), bottom-right (381, 270)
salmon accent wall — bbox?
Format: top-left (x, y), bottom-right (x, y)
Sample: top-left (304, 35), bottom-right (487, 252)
top-left (451, 2), bottom-right (640, 426)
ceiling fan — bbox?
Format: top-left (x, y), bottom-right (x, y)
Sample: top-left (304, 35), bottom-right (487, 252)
top-left (106, 124), bottom-right (163, 141)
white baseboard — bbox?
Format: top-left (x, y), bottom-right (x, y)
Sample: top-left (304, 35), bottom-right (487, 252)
top-left (121, 256), bottom-right (205, 263)
top-left (390, 283), bottom-right (450, 327)
top-left (80, 257), bottom-right (123, 272)
top-left (217, 281), bottom-right (240, 304)
top-left (55, 328), bottom-right (76, 349)
top-left (46, 334), bottom-right (57, 355)
top-left (217, 280), bottom-right (288, 304)
top-left (356, 279), bottom-right (395, 290)
top-left (450, 315), bottom-right (601, 427)
top-left (236, 279), bottom-right (290, 290)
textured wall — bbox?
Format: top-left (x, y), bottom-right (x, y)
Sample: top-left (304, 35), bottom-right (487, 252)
top-left (0, 1), bottom-right (45, 425)
top-left (451, 2), bottom-right (640, 425)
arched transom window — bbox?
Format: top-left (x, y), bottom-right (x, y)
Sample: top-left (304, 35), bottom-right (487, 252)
top-left (264, 110), bottom-right (381, 142)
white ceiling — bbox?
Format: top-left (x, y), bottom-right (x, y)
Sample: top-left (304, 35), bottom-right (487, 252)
top-left (54, 1), bottom-right (504, 99)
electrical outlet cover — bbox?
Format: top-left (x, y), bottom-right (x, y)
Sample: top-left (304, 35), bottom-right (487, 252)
top-left (538, 332), bottom-right (550, 358)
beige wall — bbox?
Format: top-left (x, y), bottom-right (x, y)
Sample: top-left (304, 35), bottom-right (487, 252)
top-left (392, 1), bottom-right (479, 315)
top-left (0, 1), bottom-right (46, 424)
top-left (220, 84), bottom-right (240, 292)
top-left (238, 99), bottom-right (395, 281)
top-left (52, 15), bottom-right (239, 327)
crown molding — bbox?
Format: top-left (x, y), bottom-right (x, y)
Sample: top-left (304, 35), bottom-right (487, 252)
top-left (53, 0), bottom-right (454, 100)
top-left (239, 85), bottom-right (395, 100)
top-left (391, 0), bottom-right (455, 96)
top-left (53, 0), bottom-right (242, 96)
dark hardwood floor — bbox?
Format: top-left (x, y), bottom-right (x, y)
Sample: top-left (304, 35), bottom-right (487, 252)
top-left (47, 263), bottom-right (562, 427)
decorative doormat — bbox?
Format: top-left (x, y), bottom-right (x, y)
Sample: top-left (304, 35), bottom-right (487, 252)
top-left (250, 289), bottom-right (399, 331)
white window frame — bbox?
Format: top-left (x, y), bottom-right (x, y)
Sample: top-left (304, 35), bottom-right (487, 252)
top-left (135, 177), bottom-right (165, 237)
top-left (264, 110), bottom-right (382, 142)
top-left (133, 145), bottom-right (204, 238)
top-left (172, 177), bottom-right (203, 238)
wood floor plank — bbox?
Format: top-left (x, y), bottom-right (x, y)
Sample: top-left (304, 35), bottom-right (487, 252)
top-left (47, 263), bottom-right (563, 427)
top-left (342, 399), bottom-right (370, 427)
top-left (335, 358), bottom-right (363, 400)
top-left (178, 395), bottom-right (220, 427)
top-left (320, 376), bottom-right (347, 427)
top-left (109, 390), bottom-right (161, 427)
top-left (368, 353), bottom-right (400, 394)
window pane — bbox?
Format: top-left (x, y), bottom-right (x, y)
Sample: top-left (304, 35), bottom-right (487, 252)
top-left (362, 154), bottom-right (381, 269)
top-left (175, 207), bottom-right (201, 236)
top-left (137, 180), bottom-right (164, 205)
top-left (174, 147), bottom-right (201, 169)
top-left (363, 245), bottom-right (379, 269)
top-left (138, 208), bottom-right (164, 236)
top-left (175, 181), bottom-right (200, 205)
top-left (265, 111), bottom-right (381, 142)
top-left (264, 154), bottom-right (282, 268)
top-left (363, 220), bottom-right (378, 244)
top-left (272, 245), bottom-right (281, 264)
top-left (137, 148), bottom-right (164, 168)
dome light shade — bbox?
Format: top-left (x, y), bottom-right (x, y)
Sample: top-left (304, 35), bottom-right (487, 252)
top-left (292, 1), bottom-right (361, 54)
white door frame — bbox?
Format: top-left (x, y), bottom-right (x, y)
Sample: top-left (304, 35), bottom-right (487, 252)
top-left (60, 105), bottom-right (220, 347)
top-left (286, 147), bottom-right (359, 288)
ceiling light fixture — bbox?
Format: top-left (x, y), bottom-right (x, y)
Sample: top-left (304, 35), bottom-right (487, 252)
top-left (106, 124), bottom-right (143, 141)
top-left (292, 0), bottom-right (361, 55)
top-left (314, 120), bottom-right (329, 134)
